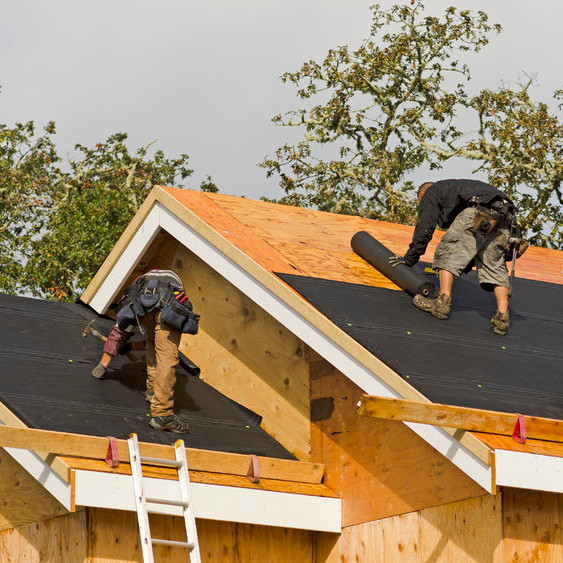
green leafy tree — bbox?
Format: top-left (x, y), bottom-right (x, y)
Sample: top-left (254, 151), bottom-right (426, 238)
top-left (261, 3), bottom-right (501, 224)
top-left (0, 114), bottom-right (215, 300)
top-left (0, 120), bottom-right (60, 294)
top-left (415, 80), bottom-right (563, 247)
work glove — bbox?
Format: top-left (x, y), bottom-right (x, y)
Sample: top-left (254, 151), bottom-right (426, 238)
top-left (389, 255), bottom-right (409, 268)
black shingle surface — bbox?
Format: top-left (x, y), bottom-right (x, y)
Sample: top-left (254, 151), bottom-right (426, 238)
top-left (278, 271), bottom-right (563, 420)
top-left (0, 293), bottom-right (294, 459)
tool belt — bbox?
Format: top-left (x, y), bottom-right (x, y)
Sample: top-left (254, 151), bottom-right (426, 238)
top-left (114, 276), bottom-right (200, 334)
top-left (469, 195), bottom-right (515, 236)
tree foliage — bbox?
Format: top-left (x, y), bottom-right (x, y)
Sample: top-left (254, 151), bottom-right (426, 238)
top-left (263, 2), bottom-right (563, 248)
top-left (415, 80), bottom-right (563, 247)
top-left (261, 3), bottom-right (501, 224)
top-left (0, 118), bottom-right (195, 300)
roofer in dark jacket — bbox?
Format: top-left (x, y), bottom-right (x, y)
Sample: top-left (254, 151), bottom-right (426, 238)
top-left (389, 179), bottom-right (516, 335)
top-left (91, 269), bottom-right (200, 432)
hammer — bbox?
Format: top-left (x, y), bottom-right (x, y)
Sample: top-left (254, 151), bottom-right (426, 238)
top-left (82, 321), bottom-right (138, 362)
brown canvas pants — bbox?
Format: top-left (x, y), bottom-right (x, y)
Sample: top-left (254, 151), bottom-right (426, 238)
top-left (142, 309), bottom-right (182, 417)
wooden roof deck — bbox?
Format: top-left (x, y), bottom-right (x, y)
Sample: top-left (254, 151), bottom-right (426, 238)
top-left (162, 187), bottom-right (563, 459)
top-left (163, 187), bottom-right (563, 287)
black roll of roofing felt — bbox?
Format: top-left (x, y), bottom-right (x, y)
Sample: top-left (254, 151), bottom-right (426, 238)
top-left (351, 231), bottom-right (435, 297)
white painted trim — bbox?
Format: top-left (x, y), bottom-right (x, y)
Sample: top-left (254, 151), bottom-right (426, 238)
top-left (74, 470), bottom-right (341, 532)
top-left (89, 205), bottom-right (162, 313)
top-left (495, 450), bottom-right (563, 493)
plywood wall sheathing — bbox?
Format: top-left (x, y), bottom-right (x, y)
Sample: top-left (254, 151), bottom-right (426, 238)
top-left (0, 510), bottom-right (87, 562)
top-left (315, 495), bottom-right (503, 562)
top-left (144, 237), bottom-right (312, 460)
top-left (309, 350), bottom-right (487, 527)
top-left (88, 508), bottom-right (313, 562)
top-left (503, 488), bottom-right (563, 561)
top-left (0, 449), bottom-right (68, 532)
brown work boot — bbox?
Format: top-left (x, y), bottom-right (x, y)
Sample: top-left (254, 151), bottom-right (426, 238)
top-left (490, 310), bottom-right (509, 336)
top-left (412, 292), bottom-right (451, 320)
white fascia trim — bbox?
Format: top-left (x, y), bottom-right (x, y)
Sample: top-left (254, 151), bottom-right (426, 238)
top-left (89, 203), bottom-right (492, 492)
top-left (74, 470), bottom-right (341, 532)
top-left (89, 204), bottom-right (161, 313)
top-left (495, 450), bottom-right (563, 493)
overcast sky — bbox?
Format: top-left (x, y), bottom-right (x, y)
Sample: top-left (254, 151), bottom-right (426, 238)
top-left (1, 1), bottom-right (561, 200)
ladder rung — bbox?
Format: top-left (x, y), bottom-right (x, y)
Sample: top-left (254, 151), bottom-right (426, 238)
top-left (140, 456), bottom-right (183, 468)
top-left (151, 538), bottom-right (194, 550)
top-left (145, 497), bottom-right (189, 508)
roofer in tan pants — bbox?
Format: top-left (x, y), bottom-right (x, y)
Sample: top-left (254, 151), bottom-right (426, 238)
top-left (91, 269), bottom-right (200, 433)
top-left (142, 309), bottom-right (182, 418)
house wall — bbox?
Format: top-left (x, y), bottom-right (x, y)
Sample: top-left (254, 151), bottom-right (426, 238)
top-left (142, 234), bottom-right (312, 460)
top-left (0, 510), bottom-right (88, 562)
top-left (0, 508), bottom-right (313, 562)
top-left (315, 495), bottom-right (503, 562)
top-left (0, 448), bottom-right (68, 532)
top-left (89, 509), bottom-right (313, 562)
top-left (309, 350), bottom-right (488, 527)
top-left (503, 488), bottom-right (563, 561)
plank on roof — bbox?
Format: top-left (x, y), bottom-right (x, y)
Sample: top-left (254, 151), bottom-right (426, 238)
top-left (357, 395), bottom-right (563, 443)
top-left (0, 425), bottom-right (324, 484)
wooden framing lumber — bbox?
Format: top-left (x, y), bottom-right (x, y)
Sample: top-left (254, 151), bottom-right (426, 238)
top-left (357, 395), bottom-right (563, 443)
top-left (0, 425), bottom-right (324, 484)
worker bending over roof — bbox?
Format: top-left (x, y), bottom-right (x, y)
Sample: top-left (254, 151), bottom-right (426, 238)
top-left (390, 179), bottom-right (525, 336)
top-left (92, 269), bottom-right (200, 433)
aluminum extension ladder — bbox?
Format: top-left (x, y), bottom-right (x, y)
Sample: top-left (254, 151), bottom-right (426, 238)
top-left (128, 433), bottom-right (201, 563)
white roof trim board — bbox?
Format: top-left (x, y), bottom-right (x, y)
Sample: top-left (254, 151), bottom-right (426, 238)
top-left (74, 470), bottom-right (341, 532)
top-left (86, 199), bottom-right (562, 496)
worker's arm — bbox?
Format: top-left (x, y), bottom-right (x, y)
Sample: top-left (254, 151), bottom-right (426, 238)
top-left (401, 193), bottom-right (439, 266)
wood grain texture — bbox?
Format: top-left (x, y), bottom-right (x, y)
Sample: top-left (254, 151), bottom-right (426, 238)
top-left (0, 510), bottom-right (87, 562)
top-left (358, 395), bottom-right (563, 443)
top-left (310, 351), bottom-right (487, 527)
top-left (188, 188), bottom-right (563, 287)
top-left (503, 488), bottom-right (563, 562)
top-left (88, 508), bottom-right (313, 563)
top-left (143, 236), bottom-right (313, 460)
top-left (474, 433), bottom-right (563, 459)
top-left (63, 458), bottom-right (336, 498)
top-left (0, 424), bottom-right (324, 485)
top-left (0, 449), bottom-right (69, 532)
top-left (315, 495), bottom-right (503, 562)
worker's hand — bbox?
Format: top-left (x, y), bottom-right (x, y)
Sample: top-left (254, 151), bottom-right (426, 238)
top-left (389, 255), bottom-right (409, 268)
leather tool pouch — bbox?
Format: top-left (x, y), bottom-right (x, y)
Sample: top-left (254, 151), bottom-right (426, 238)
top-left (504, 237), bottom-right (529, 261)
top-left (473, 205), bottom-right (501, 235)
top-left (160, 299), bottom-right (200, 334)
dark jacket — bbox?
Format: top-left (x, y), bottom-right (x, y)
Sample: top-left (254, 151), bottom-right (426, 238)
top-left (403, 179), bottom-right (511, 265)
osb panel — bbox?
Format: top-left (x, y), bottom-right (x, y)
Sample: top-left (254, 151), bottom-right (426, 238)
top-left (143, 237), bottom-right (312, 460)
top-left (309, 351), bottom-right (486, 527)
top-left (474, 433), bottom-right (563, 459)
top-left (503, 488), bottom-right (563, 562)
top-left (88, 508), bottom-right (313, 563)
top-left (0, 511), bottom-right (87, 563)
top-left (315, 494), bottom-right (503, 562)
top-left (0, 449), bottom-right (68, 532)
top-left (163, 187), bottom-right (563, 287)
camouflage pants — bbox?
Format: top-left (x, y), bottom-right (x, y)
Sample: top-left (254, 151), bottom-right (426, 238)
top-left (433, 207), bottom-right (510, 288)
